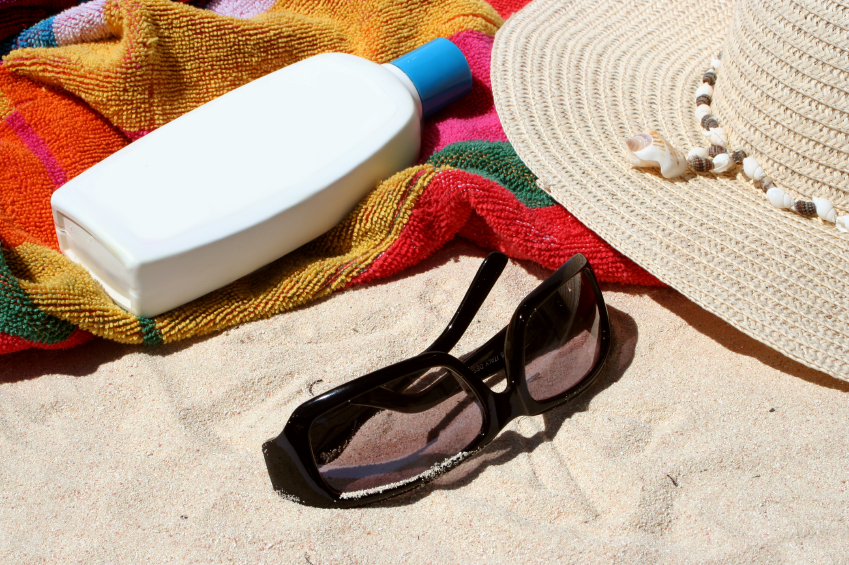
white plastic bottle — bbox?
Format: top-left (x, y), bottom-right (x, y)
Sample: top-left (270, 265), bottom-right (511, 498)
top-left (51, 38), bottom-right (472, 318)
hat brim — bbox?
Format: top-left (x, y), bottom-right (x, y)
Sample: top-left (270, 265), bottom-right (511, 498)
top-left (492, 0), bottom-right (849, 380)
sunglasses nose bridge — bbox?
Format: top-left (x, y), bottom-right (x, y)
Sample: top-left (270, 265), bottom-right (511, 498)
top-left (490, 382), bottom-right (530, 426)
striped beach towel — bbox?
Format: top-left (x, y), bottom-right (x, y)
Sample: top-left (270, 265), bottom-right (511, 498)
top-left (0, 0), bottom-right (659, 354)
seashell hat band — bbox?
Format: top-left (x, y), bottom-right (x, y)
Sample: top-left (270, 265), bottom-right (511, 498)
top-left (491, 0), bottom-right (849, 381)
top-left (713, 0), bottom-right (849, 208)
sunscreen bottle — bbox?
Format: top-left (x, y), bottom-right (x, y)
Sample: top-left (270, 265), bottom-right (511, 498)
top-left (51, 38), bottom-right (472, 318)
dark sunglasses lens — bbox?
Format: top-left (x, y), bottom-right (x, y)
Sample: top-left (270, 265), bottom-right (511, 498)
top-left (308, 367), bottom-right (484, 498)
top-left (524, 270), bottom-right (603, 402)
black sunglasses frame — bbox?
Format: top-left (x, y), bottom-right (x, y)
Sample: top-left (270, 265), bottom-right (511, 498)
top-left (263, 252), bottom-right (611, 508)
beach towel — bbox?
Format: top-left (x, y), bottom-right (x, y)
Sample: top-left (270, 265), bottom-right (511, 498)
top-left (0, 0), bottom-right (659, 354)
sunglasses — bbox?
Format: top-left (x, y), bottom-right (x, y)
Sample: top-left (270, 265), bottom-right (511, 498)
top-left (263, 252), bottom-right (611, 507)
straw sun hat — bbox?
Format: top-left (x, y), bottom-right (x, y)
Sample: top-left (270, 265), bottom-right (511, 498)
top-left (491, 0), bottom-right (849, 381)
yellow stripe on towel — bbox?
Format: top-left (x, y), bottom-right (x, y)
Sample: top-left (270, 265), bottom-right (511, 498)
top-left (6, 165), bottom-right (449, 344)
top-left (4, 0), bottom-right (501, 133)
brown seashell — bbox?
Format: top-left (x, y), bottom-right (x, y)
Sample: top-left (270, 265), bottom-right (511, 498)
top-left (793, 200), bottom-right (817, 216)
top-left (756, 177), bottom-right (774, 192)
top-left (696, 94), bottom-right (712, 106)
top-left (702, 70), bottom-right (717, 85)
top-left (708, 145), bottom-right (726, 157)
top-left (688, 155), bottom-right (714, 172)
top-left (731, 150), bottom-right (747, 164)
top-left (700, 115), bottom-right (719, 130)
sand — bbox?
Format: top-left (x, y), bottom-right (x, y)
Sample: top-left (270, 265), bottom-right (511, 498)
top-left (2, 239), bottom-right (847, 564)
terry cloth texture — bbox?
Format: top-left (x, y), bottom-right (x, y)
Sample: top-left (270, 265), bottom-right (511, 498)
top-left (0, 0), bottom-right (659, 354)
top-left (0, 0), bottom-right (77, 53)
top-left (2, 0), bottom-right (504, 135)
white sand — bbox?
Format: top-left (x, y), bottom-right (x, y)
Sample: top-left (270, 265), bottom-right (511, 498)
top-left (2, 239), bottom-right (847, 564)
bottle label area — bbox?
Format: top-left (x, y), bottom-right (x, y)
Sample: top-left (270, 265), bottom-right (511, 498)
top-left (72, 57), bottom-right (400, 243)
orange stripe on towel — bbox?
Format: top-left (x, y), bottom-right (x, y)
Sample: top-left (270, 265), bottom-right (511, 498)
top-left (0, 67), bottom-right (128, 249)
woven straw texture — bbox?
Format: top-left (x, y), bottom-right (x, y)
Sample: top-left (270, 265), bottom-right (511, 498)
top-left (713, 0), bottom-right (849, 207)
top-left (491, 0), bottom-right (849, 380)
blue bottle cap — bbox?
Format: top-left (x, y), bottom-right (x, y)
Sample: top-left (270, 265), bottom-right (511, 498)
top-left (388, 38), bottom-right (473, 118)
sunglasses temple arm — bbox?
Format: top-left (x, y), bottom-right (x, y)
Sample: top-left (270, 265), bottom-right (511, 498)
top-left (423, 252), bottom-right (509, 354)
top-left (368, 253), bottom-right (507, 412)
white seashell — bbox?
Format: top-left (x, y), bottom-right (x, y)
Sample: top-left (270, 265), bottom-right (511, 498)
top-left (742, 157), bottom-right (761, 180)
top-left (624, 131), bottom-right (687, 178)
top-left (813, 197), bottom-right (837, 223)
top-left (766, 187), bottom-right (794, 209)
top-left (695, 104), bottom-right (712, 121)
top-left (707, 127), bottom-right (727, 146)
top-left (624, 132), bottom-right (655, 167)
top-left (836, 216), bottom-right (849, 233)
top-left (695, 83), bottom-right (714, 98)
top-left (711, 59), bottom-right (722, 70)
top-left (753, 167), bottom-right (767, 182)
top-left (687, 147), bottom-right (709, 159)
top-left (711, 153), bottom-right (734, 173)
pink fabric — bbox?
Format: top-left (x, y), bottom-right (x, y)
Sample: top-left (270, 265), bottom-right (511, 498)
top-left (124, 129), bottom-right (152, 141)
top-left (206, 0), bottom-right (278, 19)
top-left (420, 30), bottom-right (508, 161)
top-left (52, 0), bottom-right (110, 46)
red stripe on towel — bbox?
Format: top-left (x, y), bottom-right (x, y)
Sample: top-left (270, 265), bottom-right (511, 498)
top-left (349, 169), bottom-right (661, 287)
top-left (0, 328), bottom-right (94, 355)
